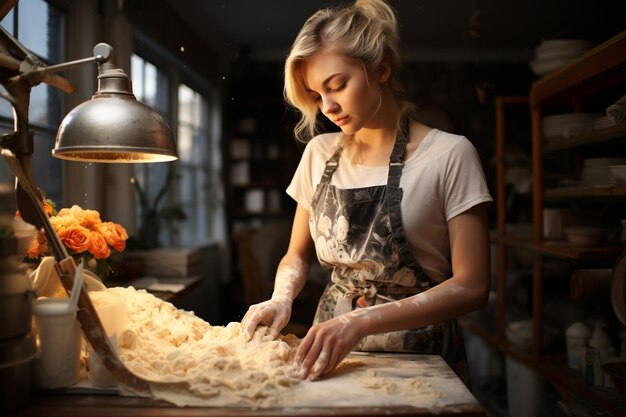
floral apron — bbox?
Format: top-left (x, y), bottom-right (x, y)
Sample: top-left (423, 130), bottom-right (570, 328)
top-left (309, 118), bottom-right (469, 384)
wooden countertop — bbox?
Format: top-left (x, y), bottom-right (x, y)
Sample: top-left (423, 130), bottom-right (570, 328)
top-left (13, 354), bottom-right (485, 417)
top-left (15, 395), bottom-right (485, 417)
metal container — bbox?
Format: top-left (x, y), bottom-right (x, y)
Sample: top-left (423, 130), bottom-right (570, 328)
top-left (0, 331), bottom-right (37, 413)
top-left (0, 237), bottom-right (34, 340)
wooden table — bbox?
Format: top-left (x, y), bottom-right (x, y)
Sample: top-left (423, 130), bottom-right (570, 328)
top-left (13, 354), bottom-right (485, 417)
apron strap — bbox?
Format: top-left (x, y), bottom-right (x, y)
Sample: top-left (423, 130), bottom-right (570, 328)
top-left (386, 117), bottom-right (431, 287)
top-left (310, 144), bottom-right (343, 211)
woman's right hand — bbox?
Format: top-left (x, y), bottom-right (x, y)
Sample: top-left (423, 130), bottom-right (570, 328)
top-left (241, 296), bottom-right (293, 341)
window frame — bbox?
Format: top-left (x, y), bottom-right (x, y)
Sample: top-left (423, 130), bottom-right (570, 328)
top-left (132, 30), bottom-right (223, 246)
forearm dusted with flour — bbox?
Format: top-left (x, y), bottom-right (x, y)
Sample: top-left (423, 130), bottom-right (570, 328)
top-left (241, 252), bottom-right (311, 340)
top-left (271, 254), bottom-right (310, 303)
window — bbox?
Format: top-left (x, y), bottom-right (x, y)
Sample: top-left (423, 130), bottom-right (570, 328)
top-left (131, 51), bottom-right (223, 247)
top-left (130, 54), bottom-right (173, 242)
top-left (177, 84), bottom-right (215, 245)
top-left (0, 0), bottom-right (65, 208)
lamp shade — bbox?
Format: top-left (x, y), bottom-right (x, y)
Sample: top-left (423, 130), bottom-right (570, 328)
top-left (53, 67), bottom-right (178, 163)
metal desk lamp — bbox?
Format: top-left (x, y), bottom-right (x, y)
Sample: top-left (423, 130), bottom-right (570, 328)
top-left (0, 17), bottom-right (177, 393)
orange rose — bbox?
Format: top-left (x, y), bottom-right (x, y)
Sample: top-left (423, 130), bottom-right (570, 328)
top-left (59, 205), bottom-right (101, 229)
top-left (58, 225), bottom-right (91, 253)
top-left (97, 222), bottom-right (128, 252)
top-left (83, 209), bottom-right (102, 229)
top-left (50, 215), bottom-right (79, 235)
top-left (88, 232), bottom-right (111, 259)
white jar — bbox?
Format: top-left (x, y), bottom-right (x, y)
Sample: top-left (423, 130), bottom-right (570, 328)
top-left (33, 298), bottom-right (81, 389)
top-left (565, 322), bottom-right (590, 371)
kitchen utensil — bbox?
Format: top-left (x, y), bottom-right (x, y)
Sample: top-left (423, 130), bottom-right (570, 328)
top-left (31, 256), bottom-right (106, 298)
top-left (67, 262), bottom-right (83, 313)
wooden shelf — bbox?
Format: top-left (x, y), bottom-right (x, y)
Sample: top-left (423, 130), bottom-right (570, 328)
top-left (545, 185), bottom-right (626, 198)
top-left (493, 233), bottom-right (625, 261)
top-left (543, 122), bottom-right (626, 153)
top-left (492, 31), bottom-right (626, 417)
top-left (462, 319), bottom-right (626, 417)
top-left (531, 31), bottom-right (626, 104)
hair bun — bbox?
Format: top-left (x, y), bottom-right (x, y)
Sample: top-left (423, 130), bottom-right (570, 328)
top-left (354, 0), bottom-right (398, 29)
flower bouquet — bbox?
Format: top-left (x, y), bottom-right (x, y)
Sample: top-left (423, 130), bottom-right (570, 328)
top-left (17, 201), bottom-right (128, 281)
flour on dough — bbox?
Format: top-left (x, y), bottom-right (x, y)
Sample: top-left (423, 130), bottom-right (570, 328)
top-left (89, 287), bottom-right (301, 407)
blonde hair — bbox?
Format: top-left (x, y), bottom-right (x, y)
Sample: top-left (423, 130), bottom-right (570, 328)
top-left (284, 0), bottom-right (407, 142)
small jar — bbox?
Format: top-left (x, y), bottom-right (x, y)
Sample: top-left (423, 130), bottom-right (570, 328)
top-left (566, 322), bottom-right (590, 371)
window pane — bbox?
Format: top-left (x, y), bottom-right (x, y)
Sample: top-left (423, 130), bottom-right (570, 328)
top-left (1, 9), bottom-right (14, 34)
top-left (131, 54), bottom-right (169, 115)
top-left (18, 0), bottom-right (64, 63)
top-left (177, 124), bottom-right (194, 163)
top-left (178, 84), bottom-right (195, 125)
top-left (131, 54), bottom-right (144, 101)
top-left (28, 84), bottom-right (62, 128)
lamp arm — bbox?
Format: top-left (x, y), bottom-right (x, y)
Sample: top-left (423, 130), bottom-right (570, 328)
top-left (7, 43), bottom-right (114, 86)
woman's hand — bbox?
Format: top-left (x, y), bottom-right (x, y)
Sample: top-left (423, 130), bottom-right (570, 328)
top-left (241, 296), bottom-right (292, 341)
top-left (293, 313), bottom-right (365, 380)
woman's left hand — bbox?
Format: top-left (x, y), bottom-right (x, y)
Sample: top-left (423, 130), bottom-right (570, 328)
top-left (293, 313), bottom-right (365, 380)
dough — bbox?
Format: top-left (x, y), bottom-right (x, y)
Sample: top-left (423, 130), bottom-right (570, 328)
top-left (88, 287), bottom-right (444, 409)
top-left (89, 287), bottom-right (301, 407)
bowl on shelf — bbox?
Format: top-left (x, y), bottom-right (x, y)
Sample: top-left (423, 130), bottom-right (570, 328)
top-left (603, 360), bottom-right (626, 396)
top-left (506, 319), bottom-right (559, 351)
top-left (609, 165), bottom-right (626, 184)
top-left (564, 226), bottom-right (606, 247)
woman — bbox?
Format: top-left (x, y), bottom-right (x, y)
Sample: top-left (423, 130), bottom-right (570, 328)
top-left (241, 0), bottom-right (492, 384)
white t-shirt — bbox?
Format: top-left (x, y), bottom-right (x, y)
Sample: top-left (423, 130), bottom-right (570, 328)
top-left (287, 128), bottom-right (493, 283)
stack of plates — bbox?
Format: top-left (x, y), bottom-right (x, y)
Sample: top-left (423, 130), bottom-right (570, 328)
top-left (530, 39), bottom-right (594, 76)
top-left (543, 113), bottom-right (600, 140)
top-left (579, 157), bottom-right (626, 187)
top-left (592, 116), bottom-right (616, 130)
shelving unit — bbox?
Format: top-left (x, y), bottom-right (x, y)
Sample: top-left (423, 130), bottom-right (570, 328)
top-left (472, 30), bottom-right (626, 417)
top-left (223, 61), bottom-right (300, 233)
